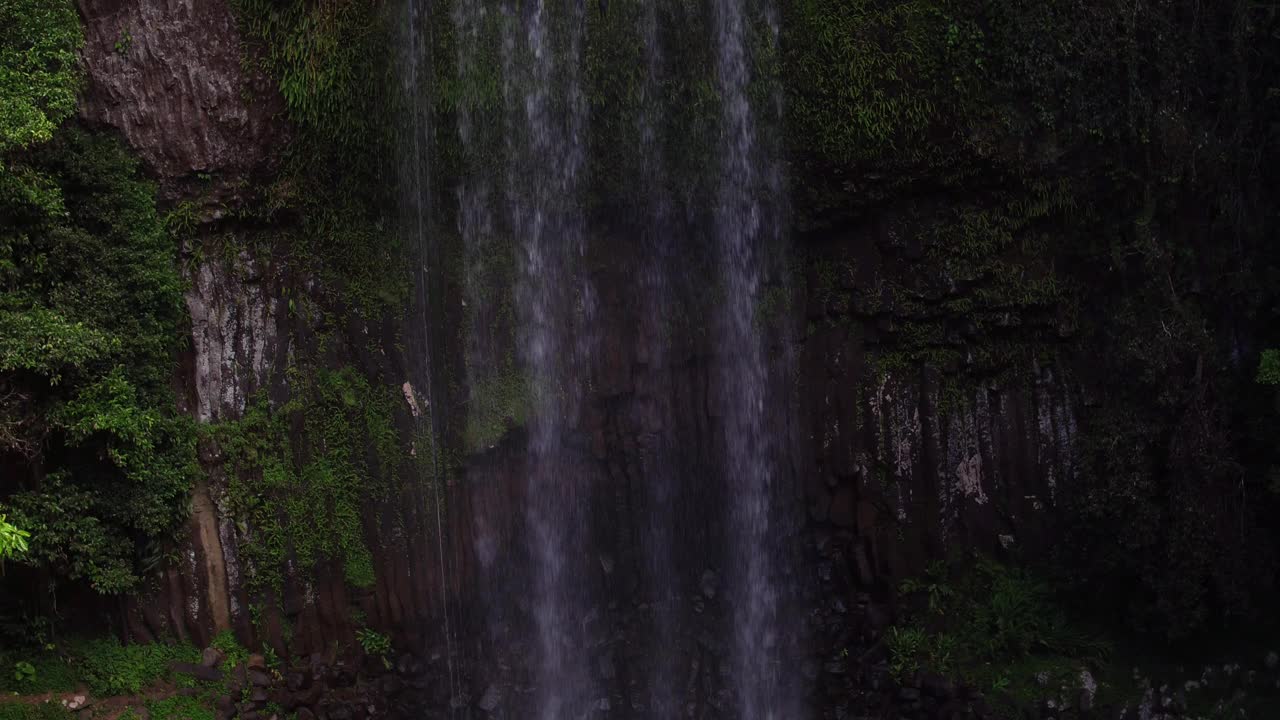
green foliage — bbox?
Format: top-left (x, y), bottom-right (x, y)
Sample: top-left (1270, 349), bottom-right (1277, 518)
top-left (355, 628), bottom-right (391, 663)
top-left (0, 639), bottom-right (202, 699)
top-left (211, 365), bottom-right (402, 595)
top-left (886, 625), bottom-right (927, 681)
top-left (0, 646), bottom-right (73, 696)
top-left (226, 0), bottom-right (409, 323)
top-left (78, 638), bottom-right (200, 697)
top-left (898, 560), bottom-right (954, 616)
top-left (10, 661), bottom-right (33, 684)
top-left (0, 0), bottom-right (82, 154)
top-left (464, 367), bottom-right (530, 453)
top-left (891, 556), bottom-right (1110, 702)
top-left (1258, 350), bottom-right (1280, 386)
top-left (144, 695), bottom-right (215, 720)
top-left (1, 10), bottom-right (195, 601)
top-left (0, 703), bottom-right (72, 720)
top-left (209, 630), bottom-right (249, 670)
top-left (0, 513), bottom-right (28, 560)
top-left (0, 309), bottom-right (114, 383)
top-left (113, 29), bottom-right (132, 56)
top-left (1, 125), bottom-right (198, 597)
top-left (784, 0), bottom-right (956, 163)
top-left (233, 0), bottom-right (389, 159)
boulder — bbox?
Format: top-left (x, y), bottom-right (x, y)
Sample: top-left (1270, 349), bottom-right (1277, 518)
top-left (202, 647), bottom-right (225, 668)
top-left (169, 661), bottom-right (223, 682)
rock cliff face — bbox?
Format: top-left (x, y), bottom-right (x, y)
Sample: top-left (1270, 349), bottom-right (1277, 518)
top-left (72, 0), bottom-right (1084, 713)
top-left (74, 0), bottom-right (275, 648)
top-left (76, 0), bottom-right (285, 202)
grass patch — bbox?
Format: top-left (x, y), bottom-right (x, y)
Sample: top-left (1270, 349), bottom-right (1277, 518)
top-left (0, 638), bottom-right (200, 697)
top-left (0, 703), bottom-right (73, 720)
top-left (78, 639), bottom-right (201, 697)
top-left (141, 695), bottom-right (216, 720)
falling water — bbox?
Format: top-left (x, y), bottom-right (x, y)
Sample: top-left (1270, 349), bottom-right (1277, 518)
top-left (636, 2), bottom-right (680, 715)
top-left (501, 1), bottom-right (596, 717)
top-left (410, 0), bottom-right (799, 714)
top-left (712, 0), bottom-right (796, 718)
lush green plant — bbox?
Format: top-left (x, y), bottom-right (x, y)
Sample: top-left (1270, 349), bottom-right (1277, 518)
top-left (886, 625), bottom-right (926, 681)
top-left (898, 560), bottom-right (954, 616)
top-left (0, 0), bottom-right (198, 607)
top-left (10, 661), bottom-right (34, 684)
top-left (229, 0), bottom-right (408, 322)
top-left (262, 644), bottom-right (281, 671)
top-left (210, 365), bottom-right (402, 595)
top-left (0, 131), bottom-right (196, 589)
top-left (0, 514), bottom-right (28, 561)
top-left (0, 0), bottom-right (82, 154)
top-left (355, 628), bottom-right (392, 669)
top-left (0, 646), bottom-right (73, 695)
top-left (209, 629), bottom-right (249, 670)
top-left (233, 0), bottom-right (389, 159)
top-left (356, 628), bottom-right (390, 656)
top-left (78, 639), bottom-right (200, 696)
top-left (891, 556), bottom-right (1110, 701)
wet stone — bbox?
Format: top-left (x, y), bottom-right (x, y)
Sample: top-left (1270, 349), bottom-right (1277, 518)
top-left (202, 647), bottom-right (224, 668)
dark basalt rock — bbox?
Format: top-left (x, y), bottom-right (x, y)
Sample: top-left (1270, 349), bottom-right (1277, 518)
top-left (76, 0), bottom-right (287, 202)
top-left (168, 661), bottom-right (222, 683)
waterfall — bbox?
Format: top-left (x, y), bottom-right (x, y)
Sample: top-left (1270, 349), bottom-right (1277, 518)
top-left (712, 0), bottom-right (797, 718)
top-left (404, 0), bottom-right (802, 715)
top-left (636, 2), bottom-right (682, 717)
top-left (502, 1), bottom-right (597, 717)
top-left (449, 0), bottom-right (598, 715)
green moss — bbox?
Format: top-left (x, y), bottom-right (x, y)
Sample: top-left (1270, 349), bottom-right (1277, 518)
top-left (228, 0), bottom-right (410, 325)
top-left (212, 364), bottom-right (402, 595)
top-left (785, 0), bottom-right (944, 162)
top-left (782, 0), bottom-right (986, 223)
top-left (585, 0), bottom-right (646, 205)
top-left (1258, 350), bottom-right (1280, 386)
top-left (872, 352), bottom-right (912, 385)
top-left (464, 366), bottom-right (531, 453)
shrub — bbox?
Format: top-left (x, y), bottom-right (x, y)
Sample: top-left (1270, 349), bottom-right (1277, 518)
top-left (890, 555), bottom-right (1110, 701)
top-left (209, 630), bottom-right (250, 670)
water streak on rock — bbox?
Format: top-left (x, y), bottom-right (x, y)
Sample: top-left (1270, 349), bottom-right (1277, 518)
top-left (712, 0), bottom-right (799, 717)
